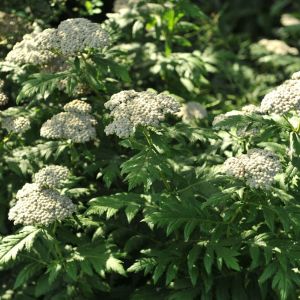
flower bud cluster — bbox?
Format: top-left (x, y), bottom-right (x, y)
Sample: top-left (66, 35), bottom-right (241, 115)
top-left (8, 166), bottom-right (75, 226)
top-left (223, 148), bottom-right (282, 189)
top-left (258, 39), bottom-right (299, 55)
top-left (33, 165), bottom-right (70, 189)
top-left (104, 90), bottom-right (180, 138)
top-left (1, 116), bottom-right (30, 133)
top-left (0, 80), bottom-right (8, 106)
top-left (260, 77), bottom-right (300, 114)
top-left (40, 100), bottom-right (97, 143)
top-left (177, 101), bottom-right (207, 123)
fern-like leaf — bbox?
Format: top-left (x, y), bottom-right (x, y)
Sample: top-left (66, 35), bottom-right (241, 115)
top-left (0, 226), bottom-right (41, 264)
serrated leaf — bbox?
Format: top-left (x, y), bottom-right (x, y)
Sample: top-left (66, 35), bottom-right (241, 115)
top-left (153, 263), bottom-right (166, 284)
top-left (263, 207), bottom-right (275, 232)
top-left (215, 246), bottom-right (240, 271)
top-left (14, 262), bottom-right (42, 289)
top-left (35, 274), bottom-right (52, 297)
top-left (204, 248), bottom-right (213, 274)
top-left (66, 260), bottom-right (78, 281)
top-left (165, 263), bottom-right (178, 285)
top-left (258, 262), bottom-right (277, 284)
top-left (106, 256), bottom-right (126, 276)
top-left (0, 226), bottom-right (41, 264)
top-left (47, 261), bottom-right (62, 284)
top-left (87, 193), bottom-right (143, 222)
top-left (184, 220), bottom-right (198, 241)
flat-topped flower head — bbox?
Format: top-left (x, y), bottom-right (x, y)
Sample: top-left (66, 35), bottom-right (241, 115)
top-left (223, 148), bottom-right (282, 189)
top-left (261, 79), bottom-right (300, 114)
top-left (63, 99), bottom-right (92, 114)
top-left (104, 90), bottom-right (180, 138)
top-left (177, 101), bottom-right (207, 123)
top-left (8, 183), bottom-right (75, 226)
top-left (33, 165), bottom-right (70, 189)
top-left (41, 111), bottom-right (97, 143)
top-left (5, 29), bottom-right (57, 66)
top-left (56, 18), bottom-right (110, 55)
top-left (1, 116), bottom-right (30, 133)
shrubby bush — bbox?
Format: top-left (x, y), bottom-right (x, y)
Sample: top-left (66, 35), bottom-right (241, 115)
top-left (0, 0), bottom-right (300, 299)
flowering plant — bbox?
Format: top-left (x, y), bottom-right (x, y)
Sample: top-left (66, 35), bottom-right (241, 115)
top-left (0, 1), bottom-right (300, 299)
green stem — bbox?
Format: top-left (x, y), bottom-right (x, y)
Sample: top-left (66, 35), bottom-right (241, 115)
top-left (80, 54), bottom-right (103, 98)
top-left (282, 114), bottom-right (295, 131)
top-left (20, 254), bottom-right (47, 265)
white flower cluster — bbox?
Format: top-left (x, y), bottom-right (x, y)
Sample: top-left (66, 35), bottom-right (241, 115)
top-left (37, 18), bottom-right (110, 55)
top-left (241, 104), bottom-right (261, 114)
top-left (258, 39), bottom-right (299, 55)
top-left (177, 101), bottom-right (207, 123)
top-left (5, 28), bottom-right (57, 66)
top-left (260, 77), bottom-right (300, 114)
top-left (63, 99), bottom-right (92, 114)
top-left (1, 116), bottom-right (30, 133)
top-left (104, 90), bottom-right (180, 138)
top-left (281, 14), bottom-right (300, 27)
top-left (223, 148), bottom-right (282, 189)
top-left (8, 184), bottom-right (75, 226)
top-left (291, 71), bottom-right (300, 80)
top-left (0, 80), bottom-right (8, 106)
top-left (5, 18), bottom-right (109, 67)
top-left (40, 100), bottom-right (97, 143)
top-left (8, 166), bottom-right (75, 226)
top-left (33, 165), bottom-right (70, 189)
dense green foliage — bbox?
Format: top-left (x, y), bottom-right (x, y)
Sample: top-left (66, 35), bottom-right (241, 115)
top-left (1, 0), bottom-right (300, 299)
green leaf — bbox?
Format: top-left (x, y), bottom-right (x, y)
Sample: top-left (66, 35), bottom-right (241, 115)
top-left (263, 207), bottom-right (275, 232)
top-left (184, 220), bottom-right (198, 241)
top-left (128, 258), bottom-right (157, 275)
top-left (102, 159), bottom-right (120, 188)
top-left (165, 263), bottom-right (178, 285)
top-left (215, 246), bottom-right (240, 271)
top-left (87, 193), bottom-right (144, 222)
top-left (66, 260), bottom-right (78, 281)
top-left (35, 274), bottom-right (52, 297)
top-left (153, 263), bottom-right (167, 284)
top-left (106, 256), bottom-right (126, 276)
top-left (14, 262), bottom-right (42, 289)
top-left (258, 262), bottom-right (277, 284)
top-left (203, 248), bottom-right (213, 274)
top-left (17, 72), bottom-right (69, 103)
top-left (47, 261), bottom-right (62, 284)
top-left (0, 226), bottom-right (41, 264)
